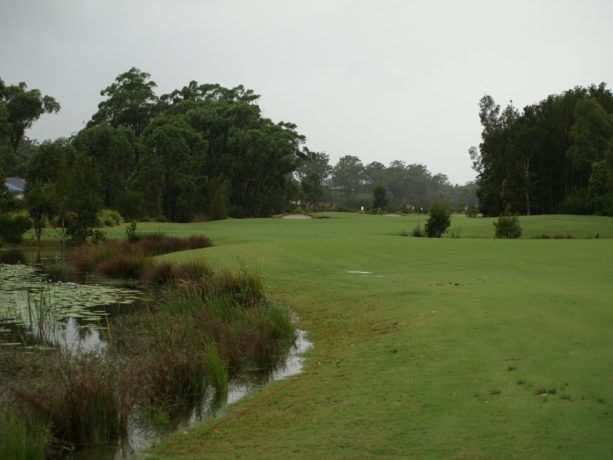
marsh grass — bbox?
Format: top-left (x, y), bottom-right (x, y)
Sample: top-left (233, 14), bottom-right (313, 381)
top-left (14, 352), bottom-right (128, 447)
top-left (95, 254), bottom-right (153, 279)
top-left (0, 406), bottom-right (48, 460)
top-left (71, 234), bottom-right (213, 279)
top-left (2, 253), bottom-right (295, 457)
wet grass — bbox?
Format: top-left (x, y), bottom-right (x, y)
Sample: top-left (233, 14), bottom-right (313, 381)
top-left (135, 213), bottom-right (613, 459)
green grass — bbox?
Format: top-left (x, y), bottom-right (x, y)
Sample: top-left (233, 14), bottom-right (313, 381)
top-left (105, 214), bottom-right (613, 458)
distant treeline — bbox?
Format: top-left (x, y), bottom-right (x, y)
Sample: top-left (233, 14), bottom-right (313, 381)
top-left (1, 68), bottom-right (476, 234)
top-left (297, 151), bottom-right (476, 213)
top-left (471, 83), bottom-right (613, 216)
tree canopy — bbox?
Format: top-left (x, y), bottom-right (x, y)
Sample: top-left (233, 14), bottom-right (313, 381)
top-left (471, 83), bottom-right (613, 216)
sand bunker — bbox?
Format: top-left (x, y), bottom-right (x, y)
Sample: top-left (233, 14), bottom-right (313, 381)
top-left (282, 214), bottom-right (312, 220)
top-left (383, 213), bottom-right (404, 217)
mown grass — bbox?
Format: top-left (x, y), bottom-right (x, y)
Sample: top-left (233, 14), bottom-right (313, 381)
top-left (139, 213), bottom-right (613, 459)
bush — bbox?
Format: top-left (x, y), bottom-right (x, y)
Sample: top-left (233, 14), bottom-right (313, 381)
top-left (494, 215), bottom-right (522, 238)
top-left (425, 201), bottom-right (451, 238)
top-left (465, 205), bottom-right (479, 218)
top-left (411, 223), bottom-right (424, 237)
top-left (125, 221), bottom-right (138, 243)
top-left (97, 209), bottom-right (123, 227)
top-left (0, 212), bottom-right (32, 244)
top-left (95, 254), bottom-right (153, 279)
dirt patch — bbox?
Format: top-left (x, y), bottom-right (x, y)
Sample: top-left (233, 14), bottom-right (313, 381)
top-left (282, 214), bottom-right (312, 220)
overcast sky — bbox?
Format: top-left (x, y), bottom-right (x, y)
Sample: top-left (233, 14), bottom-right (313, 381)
top-left (1, 0), bottom-right (612, 184)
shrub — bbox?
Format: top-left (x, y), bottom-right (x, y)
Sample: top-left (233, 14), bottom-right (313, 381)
top-left (73, 234), bottom-right (212, 278)
top-left (0, 212), bottom-right (32, 244)
top-left (465, 205), bottom-right (479, 218)
top-left (97, 209), bottom-right (123, 227)
top-left (132, 234), bottom-right (212, 255)
top-left (71, 242), bottom-right (126, 272)
top-left (411, 223), bottom-right (424, 237)
top-left (494, 215), bottom-right (522, 238)
top-left (125, 221), bottom-right (138, 243)
top-left (140, 262), bottom-right (176, 285)
top-left (95, 254), bottom-right (153, 279)
top-left (425, 201), bottom-right (451, 238)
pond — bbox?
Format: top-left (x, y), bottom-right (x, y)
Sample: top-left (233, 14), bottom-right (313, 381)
top-left (0, 247), bottom-right (312, 459)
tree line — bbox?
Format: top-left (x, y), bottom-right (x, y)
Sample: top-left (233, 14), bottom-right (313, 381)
top-left (1, 68), bottom-right (476, 243)
top-left (471, 83), bottom-right (613, 216)
top-left (296, 150), bottom-right (476, 213)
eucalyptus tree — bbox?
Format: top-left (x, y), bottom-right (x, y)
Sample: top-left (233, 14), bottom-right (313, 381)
top-left (296, 148), bottom-right (331, 182)
top-left (0, 78), bottom-right (60, 151)
top-left (332, 155), bottom-right (365, 195)
top-left (89, 67), bottom-right (158, 139)
top-left (26, 140), bottom-right (101, 244)
top-left (472, 83), bottom-right (613, 216)
top-left (74, 123), bottom-right (138, 208)
top-left (140, 116), bottom-right (207, 221)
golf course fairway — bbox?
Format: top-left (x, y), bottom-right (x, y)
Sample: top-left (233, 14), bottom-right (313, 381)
top-left (118, 213), bottom-right (613, 459)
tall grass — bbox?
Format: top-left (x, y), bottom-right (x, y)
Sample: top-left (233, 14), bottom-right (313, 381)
top-left (14, 352), bottom-right (129, 447)
top-left (0, 406), bottom-right (48, 460)
top-left (71, 234), bottom-right (213, 279)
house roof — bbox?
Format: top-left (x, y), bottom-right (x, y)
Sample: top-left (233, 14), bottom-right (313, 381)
top-left (4, 177), bottom-right (26, 193)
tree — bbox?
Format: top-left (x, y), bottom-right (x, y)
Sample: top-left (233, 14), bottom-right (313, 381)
top-left (25, 182), bottom-right (56, 246)
top-left (140, 116), bottom-right (207, 221)
top-left (332, 155), bottom-right (364, 195)
top-left (425, 201), bottom-right (451, 238)
top-left (296, 149), bottom-right (331, 182)
top-left (89, 68), bottom-right (158, 138)
top-left (473, 84), bottom-right (613, 216)
top-left (25, 140), bottom-right (101, 245)
top-left (566, 98), bottom-right (613, 186)
top-left (207, 178), bottom-right (231, 220)
top-left (64, 154), bottom-right (103, 242)
top-left (0, 78), bottom-right (60, 151)
top-left (74, 123), bottom-right (137, 208)
top-left (301, 173), bottom-right (324, 212)
top-left (373, 185), bottom-right (387, 210)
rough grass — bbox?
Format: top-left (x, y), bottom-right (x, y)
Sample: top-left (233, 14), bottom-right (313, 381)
top-left (142, 213), bottom-right (613, 460)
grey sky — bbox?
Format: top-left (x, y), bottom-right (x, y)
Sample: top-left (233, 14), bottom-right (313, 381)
top-left (1, 0), bottom-right (612, 184)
